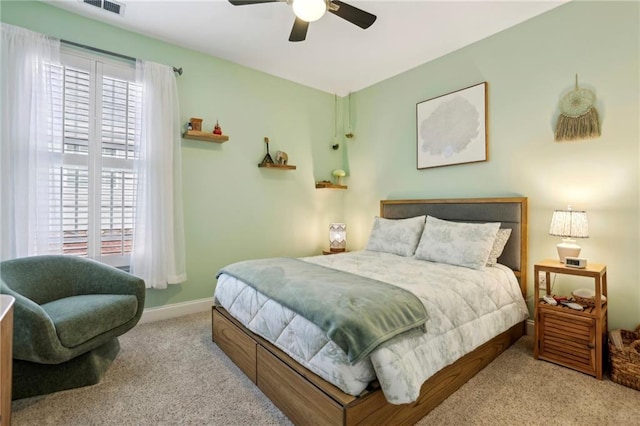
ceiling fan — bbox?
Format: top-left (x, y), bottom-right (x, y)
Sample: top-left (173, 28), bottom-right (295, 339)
top-left (228, 0), bottom-right (377, 42)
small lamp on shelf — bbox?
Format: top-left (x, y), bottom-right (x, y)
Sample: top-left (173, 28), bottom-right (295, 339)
top-left (332, 169), bottom-right (346, 186)
top-left (548, 206), bottom-right (589, 263)
top-left (329, 223), bottom-right (346, 252)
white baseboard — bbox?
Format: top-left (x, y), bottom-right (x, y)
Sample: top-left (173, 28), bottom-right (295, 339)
top-left (139, 297), bottom-right (213, 324)
top-left (526, 319), bottom-right (535, 336)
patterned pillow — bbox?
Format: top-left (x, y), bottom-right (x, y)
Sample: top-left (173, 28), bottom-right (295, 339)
top-left (365, 215), bottom-right (426, 257)
top-left (415, 216), bottom-right (500, 269)
top-left (486, 228), bottom-right (512, 266)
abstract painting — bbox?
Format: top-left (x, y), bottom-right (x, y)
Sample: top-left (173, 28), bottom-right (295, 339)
top-left (416, 82), bottom-right (487, 169)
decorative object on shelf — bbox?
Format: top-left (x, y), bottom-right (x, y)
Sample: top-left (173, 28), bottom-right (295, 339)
top-left (190, 117), bottom-right (203, 131)
top-left (259, 137), bottom-right (275, 165)
top-left (555, 74), bottom-right (601, 142)
top-left (417, 82), bottom-right (487, 169)
top-left (549, 206), bottom-right (589, 262)
top-left (329, 223), bottom-right (346, 252)
top-left (187, 122), bottom-right (193, 131)
top-left (258, 137), bottom-right (296, 169)
top-left (572, 288), bottom-right (607, 307)
top-left (275, 151), bottom-right (288, 165)
top-left (213, 120), bottom-right (222, 135)
top-left (332, 169), bottom-right (346, 186)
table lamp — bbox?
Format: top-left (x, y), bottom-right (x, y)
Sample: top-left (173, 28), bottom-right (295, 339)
top-left (548, 206), bottom-right (589, 263)
top-left (329, 223), bottom-right (346, 252)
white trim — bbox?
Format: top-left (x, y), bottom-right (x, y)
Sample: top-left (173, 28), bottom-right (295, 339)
top-left (526, 319), bottom-right (535, 336)
top-left (139, 297), bottom-right (213, 324)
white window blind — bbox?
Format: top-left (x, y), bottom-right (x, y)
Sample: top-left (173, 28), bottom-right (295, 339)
top-left (48, 48), bottom-right (140, 267)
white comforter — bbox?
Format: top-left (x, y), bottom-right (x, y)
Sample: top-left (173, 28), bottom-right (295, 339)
top-left (214, 251), bottom-right (528, 404)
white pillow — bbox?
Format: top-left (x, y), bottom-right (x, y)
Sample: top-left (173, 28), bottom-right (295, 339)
top-left (365, 215), bottom-right (426, 257)
top-left (415, 216), bottom-right (500, 269)
top-left (486, 228), bottom-right (512, 266)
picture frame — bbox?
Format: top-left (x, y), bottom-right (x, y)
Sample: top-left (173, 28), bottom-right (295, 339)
top-left (416, 82), bottom-right (487, 169)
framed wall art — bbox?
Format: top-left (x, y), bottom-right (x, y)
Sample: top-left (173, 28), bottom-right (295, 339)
top-left (416, 82), bottom-right (487, 169)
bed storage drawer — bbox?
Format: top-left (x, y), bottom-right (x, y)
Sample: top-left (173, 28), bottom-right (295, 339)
top-left (257, 345), bottom-right (343, 426)
top-left (212, 308), bottom-right (258, 383)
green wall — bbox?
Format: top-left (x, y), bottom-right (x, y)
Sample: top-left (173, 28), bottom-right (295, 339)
top-left (343, 1), bottom-right (639, 330)
top-left (3, 1), bottom-right (639, 330)
top-left (1, 1), bottom-right (347, 308)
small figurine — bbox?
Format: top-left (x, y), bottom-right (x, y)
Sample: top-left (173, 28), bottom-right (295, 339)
top-left (187, 122), bottom-right (193, 131)
top-left (213, 120), bottom-right (222, 135)
top-left (275, 151), bottom-right (288, 165)
top-left (259, 137), bottom-right (274, 165)
top-left (190, 118), bottom-right (202, 131)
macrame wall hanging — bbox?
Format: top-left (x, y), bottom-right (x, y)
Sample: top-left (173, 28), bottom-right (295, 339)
top-left (554, 75), bottom-right (601, 142)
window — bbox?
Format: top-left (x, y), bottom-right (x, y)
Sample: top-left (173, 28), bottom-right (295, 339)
top-left (48, 48), bottom-right (140, 267)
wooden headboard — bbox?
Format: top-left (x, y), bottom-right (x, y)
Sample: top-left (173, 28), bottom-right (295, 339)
top-left (380, 197), bottom-right (528, 297)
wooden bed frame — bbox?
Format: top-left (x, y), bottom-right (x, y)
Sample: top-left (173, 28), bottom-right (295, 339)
top-left (212, 197), bottom-right (528, 425)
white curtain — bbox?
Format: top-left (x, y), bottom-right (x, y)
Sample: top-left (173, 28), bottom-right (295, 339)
top-left (130, 60), bottom-right (187, 289)
top-left (0, 24), bottom-right (61, 260)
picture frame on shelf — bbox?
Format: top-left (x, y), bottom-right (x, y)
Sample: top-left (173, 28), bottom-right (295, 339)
top-left (416, 82), bottom-right (487, 169)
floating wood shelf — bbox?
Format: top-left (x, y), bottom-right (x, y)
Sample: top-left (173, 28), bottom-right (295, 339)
top-left (315, 182), bottom-right (347, 189)
top-left (182, 130), bottom-right (229, 143)
top-left (258, 163), bottom-right (296, 170)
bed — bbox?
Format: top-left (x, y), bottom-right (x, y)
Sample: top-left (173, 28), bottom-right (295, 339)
top-left (212, 197), bottom-right (528, 425)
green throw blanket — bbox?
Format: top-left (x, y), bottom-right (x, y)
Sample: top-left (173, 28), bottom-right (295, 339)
top-left (217, 257), bottom-right (428, 364)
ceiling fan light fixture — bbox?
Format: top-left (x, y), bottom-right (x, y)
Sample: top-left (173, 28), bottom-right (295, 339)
top-left (292, 0), bottom-right (327, 22)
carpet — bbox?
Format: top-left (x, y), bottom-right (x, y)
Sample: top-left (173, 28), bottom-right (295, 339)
top-left (12, 311), bottom-right (640, 425)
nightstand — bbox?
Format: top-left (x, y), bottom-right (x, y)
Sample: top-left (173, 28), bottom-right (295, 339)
top-left (533, 259), bottom-right (608, 379)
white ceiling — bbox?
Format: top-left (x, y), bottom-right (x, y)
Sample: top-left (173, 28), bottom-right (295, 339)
top-left (44, 0), bottom-right (567, 95)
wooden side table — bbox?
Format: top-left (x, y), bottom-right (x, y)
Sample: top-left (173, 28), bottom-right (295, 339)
top-left (1, 295), bottom-right (15, 426)
top-left (533, 259), bottom-right (607, 379)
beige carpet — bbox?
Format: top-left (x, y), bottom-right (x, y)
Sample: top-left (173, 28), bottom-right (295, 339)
top-left (12, 312), bottom-right (640, 425)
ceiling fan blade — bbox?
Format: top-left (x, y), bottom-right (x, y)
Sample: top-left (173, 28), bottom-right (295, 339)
top-left (328, 0), bottom-right (376, 29)
top-left (228, 0), bottom-right (280, 5)
top-left (289, 17), bottom-right (309, 42)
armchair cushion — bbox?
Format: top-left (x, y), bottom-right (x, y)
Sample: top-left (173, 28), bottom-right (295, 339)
top-left (41, 294), bottom-right (138, 348)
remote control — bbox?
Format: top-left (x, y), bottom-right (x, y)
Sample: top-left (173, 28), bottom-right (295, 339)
top-left (542, 295), bottom-right (557, 305)
top-left (561, 301), bottom-right (584, 311)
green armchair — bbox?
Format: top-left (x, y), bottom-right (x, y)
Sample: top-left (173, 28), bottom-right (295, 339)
top-left (0, 255), bottom-right (145, 399)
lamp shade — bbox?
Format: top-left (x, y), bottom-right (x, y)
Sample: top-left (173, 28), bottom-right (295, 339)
top-left (292, 0), bottom-right (327, 22)
top-left (549, 207), bottom-right (588, 262)
top-left (549, 209), bottom-right (589, 238)
top-left (329, 223), bottom-right (346, 252)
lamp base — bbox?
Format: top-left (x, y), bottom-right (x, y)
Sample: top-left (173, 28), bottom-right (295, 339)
top-left (557, 238), bottom-right (581, 263)
top-left (329, 248), bottom-right (345, 253)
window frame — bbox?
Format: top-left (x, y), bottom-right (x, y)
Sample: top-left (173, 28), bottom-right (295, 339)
top-left (51, 46), bottom-right (139, 268)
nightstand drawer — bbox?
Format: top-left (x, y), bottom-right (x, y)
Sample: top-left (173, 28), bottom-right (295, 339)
top-left (538, 308), bottom-right (596, 373)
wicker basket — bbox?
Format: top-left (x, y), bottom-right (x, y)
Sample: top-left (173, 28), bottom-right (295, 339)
top-left (609, 325), bottom-right (640, 391)
top-left (572, 290), bottom-right (606, 307)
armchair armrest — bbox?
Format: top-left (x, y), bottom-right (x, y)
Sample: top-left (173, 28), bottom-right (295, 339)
top-left (0, 285), bottom-right (65, 363)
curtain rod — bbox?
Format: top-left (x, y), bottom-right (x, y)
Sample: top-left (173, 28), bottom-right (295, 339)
top-left (61, 40), bottom-right (183, 76)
